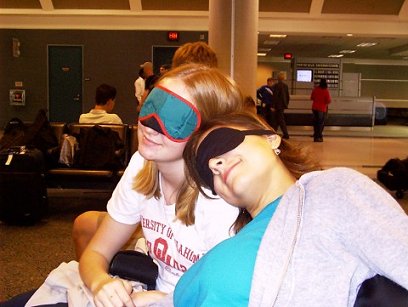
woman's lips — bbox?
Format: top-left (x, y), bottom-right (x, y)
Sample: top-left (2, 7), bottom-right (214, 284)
top-left (143, 134), bottom-right (160, 145)
top-left (223, 161), bottom-right (240, 183)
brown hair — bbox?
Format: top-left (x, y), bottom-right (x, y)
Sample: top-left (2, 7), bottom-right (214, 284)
top-left (172, 42), bottom-right (218, 69)
top-left (243, 96), bottom-right (257, 114)
top-left (183, 111), bottom-right (321, 233)
top-left (134, 63), bottom-right (244, 225)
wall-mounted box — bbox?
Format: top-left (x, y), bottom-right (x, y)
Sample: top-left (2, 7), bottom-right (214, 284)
top-left (9, 89), bottom-right (26, 106)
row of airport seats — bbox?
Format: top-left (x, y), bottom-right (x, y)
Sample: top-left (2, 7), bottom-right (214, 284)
top-left (46, 123), bottom-right (138, 190)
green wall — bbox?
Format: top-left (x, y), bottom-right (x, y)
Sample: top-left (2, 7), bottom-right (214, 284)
top-left (0, 29), bottom-right (204, 126)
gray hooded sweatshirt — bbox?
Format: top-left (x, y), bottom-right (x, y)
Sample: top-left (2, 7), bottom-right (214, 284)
top-left (249, 167), bottom-right (408, 306)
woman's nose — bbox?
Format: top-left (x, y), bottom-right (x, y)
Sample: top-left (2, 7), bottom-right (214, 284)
top-left (208, 157), bottom-right (225, 174)
top-left (142, 123), bottom-right (160, 135)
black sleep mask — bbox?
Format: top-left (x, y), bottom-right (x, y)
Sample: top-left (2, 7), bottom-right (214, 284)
top-left (196, 127), bottom-right (273, 192)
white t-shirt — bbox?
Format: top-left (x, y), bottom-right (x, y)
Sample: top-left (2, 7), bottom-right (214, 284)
top-left (79, 109), bottom-right (123, 124)
top-left (107, 152), bottom-right (239, 293)
top-left (134, 77), bottom-right (145, 102)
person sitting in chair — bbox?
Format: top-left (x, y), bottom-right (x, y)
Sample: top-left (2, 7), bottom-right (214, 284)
top-left (79, 83), bottom-right (123, 124)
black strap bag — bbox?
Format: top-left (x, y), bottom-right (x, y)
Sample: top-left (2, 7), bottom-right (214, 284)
top-left (109, 250), bottom-right (158, 290)
top-left (354, 275), bottom-right (408, 307)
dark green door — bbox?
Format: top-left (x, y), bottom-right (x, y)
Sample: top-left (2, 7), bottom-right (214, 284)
top-left (48, 45), bottom-right (83, 122)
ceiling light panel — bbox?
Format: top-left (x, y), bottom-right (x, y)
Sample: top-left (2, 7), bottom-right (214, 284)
top-left (263, 40), bottom-right (281, 46)
top-left (357, 42), bottom-right (378, 47)
top-left (269, 34), bottom-right (287, 38)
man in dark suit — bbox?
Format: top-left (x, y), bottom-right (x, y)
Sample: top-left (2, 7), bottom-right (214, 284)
top-left (271, 72), bottom-right (290, 139)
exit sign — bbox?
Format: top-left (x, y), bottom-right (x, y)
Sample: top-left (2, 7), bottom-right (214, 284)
top-left (167, 31), bottom-right (180, 42)
top-left (284, 52), bottom-right (293, 60)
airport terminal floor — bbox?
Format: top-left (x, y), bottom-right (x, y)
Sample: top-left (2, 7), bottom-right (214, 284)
top-left (288, 124), bottom-right (408, 180)
top-left (0, 123), bottom-right (408, 301)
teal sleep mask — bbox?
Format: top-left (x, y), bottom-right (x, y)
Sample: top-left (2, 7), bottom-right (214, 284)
top-left (139, 85), bottom-right (201, 142)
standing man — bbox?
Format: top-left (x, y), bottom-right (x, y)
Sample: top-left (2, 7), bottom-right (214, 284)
top-left (271, 72), bottom-right (290, 139)
top-left (256, 77), bottom-right (274, 126)
top-left (134, 67), bottom-right (145, 104)
top-left (159, 63), bottom-right (171, 76)
top-left (139, 61), bottom-right (158, 110)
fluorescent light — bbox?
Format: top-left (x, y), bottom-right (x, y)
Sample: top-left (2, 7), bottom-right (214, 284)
top-left (339, 50), bottom-right (356, 54)
top-left (357, 42), bottom-right (378, 47)
top-left (263, 40), bottom-right (280, 46)
top-left (346, 33), bottom-right (353, 37)
top-left (269, 34), bottom-right (287, 38)
top-left (257, 52), bottom-right (267, 56)
top-left (328, 54), bottom-right (344, 58)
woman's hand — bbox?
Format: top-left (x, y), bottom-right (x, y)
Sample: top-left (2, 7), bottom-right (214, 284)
top-left (131, 290), bottom-right (167, 306)
top-left (92, 276), bottom-right (135, 307)
top-left (78, 214), bottom-right (139, 306)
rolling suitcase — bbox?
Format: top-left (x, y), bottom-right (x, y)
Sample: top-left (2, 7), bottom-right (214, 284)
top-left (0, 146), bottom-right (48, 225)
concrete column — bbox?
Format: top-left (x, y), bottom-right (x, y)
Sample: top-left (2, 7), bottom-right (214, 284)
top-left (209, 0), bottom-right (259, 98)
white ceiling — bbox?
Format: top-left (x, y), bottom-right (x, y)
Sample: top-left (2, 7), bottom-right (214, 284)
top-left (1, 0), bottom-right (408, 61)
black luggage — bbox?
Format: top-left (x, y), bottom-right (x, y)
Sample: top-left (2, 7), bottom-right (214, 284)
top-left (0, 146), bottom-right (48, 225)
top-left (377, 157), bottom-right (408, 199)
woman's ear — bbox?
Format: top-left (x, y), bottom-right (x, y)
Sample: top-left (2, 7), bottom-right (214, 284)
top-left (266, 134), bottom-right (281, 150)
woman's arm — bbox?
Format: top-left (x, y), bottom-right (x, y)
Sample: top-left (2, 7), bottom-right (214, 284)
top-left (131, 290), bottom-right (168, 306)
top-left (79, 213), bottom-right (138, 307)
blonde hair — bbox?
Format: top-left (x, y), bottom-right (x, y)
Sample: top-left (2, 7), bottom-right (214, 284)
top-left (134, 64), bottom-right (244, 225)
top-left (184, 111), bottom-right (321, 232)
top-left (172, 42), bottom-right (218, 69)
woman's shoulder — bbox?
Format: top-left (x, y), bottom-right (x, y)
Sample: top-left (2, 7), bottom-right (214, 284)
top-left (301, 167), bottom-right (366, 183)
top-left (298, 167), bottom-right (374, 198)
top-left (299, 167), bottom-right (385, 207)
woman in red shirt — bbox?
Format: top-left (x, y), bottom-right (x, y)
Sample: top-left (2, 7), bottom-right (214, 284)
top-left (310, 78), bottom-right (331, 142)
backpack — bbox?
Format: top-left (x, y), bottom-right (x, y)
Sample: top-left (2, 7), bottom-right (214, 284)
top-left (0, 110), bottom-right (59, 155)
top-left (377, 157), bottom-right (408, 198)
top-left (76, 125), bottom-right (125, 170)
top-left (28, 109), bottom-right (59, 155)
top-left (0, 118), bottom-right (27, 151)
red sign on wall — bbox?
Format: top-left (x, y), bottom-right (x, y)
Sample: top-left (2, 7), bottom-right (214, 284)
top-left (167, 31), bottom-right (180, 42)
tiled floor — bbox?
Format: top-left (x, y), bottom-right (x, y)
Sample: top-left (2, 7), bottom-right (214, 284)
top-left (285, 124), bottom-right (408, 212)
top-left (294, 136), bottom-right (408, 178)
top-left (286, 124), bottom-right (408, 179)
